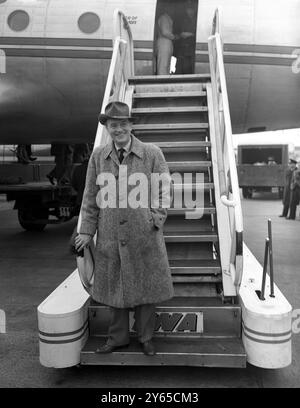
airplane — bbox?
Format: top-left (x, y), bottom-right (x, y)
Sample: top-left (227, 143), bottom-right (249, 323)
top-left (0, 0), bottom-right (294, 370)
top-left (0, 0), bottom-right (300, 147)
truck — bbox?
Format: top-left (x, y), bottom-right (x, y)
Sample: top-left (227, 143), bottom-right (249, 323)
top-left (0, 159), bottom-right (78, 231)
top-left (236, 144), bottom-right (289, 199)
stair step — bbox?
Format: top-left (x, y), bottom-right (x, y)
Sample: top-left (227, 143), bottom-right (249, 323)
top-left (169, 259), bottom-right (221, 275)
top-left (133, 123), bottom-right (208, 132)
top-left (164, 152), bottom-right (210, 162)
top-left (168, 206), bottom-right (216, 215)
top-left (81, 337), bottom-right (246, 368)
top-left (164, 231), bottom-right (218, 243)
top-left (129, 74), bottom-right (211, 84)
top-left (160, 296), bottom-right (223, 306)
top-left (173, 182), bottom-right (214, 191)
top-left (168, 161), bottom-right (211, 172)
top-left (172, 275), bottom-right (221, 283)
top-left (165, 215), bottom-right (213, 232)
top-left (88, 301), bottom-right (242, 339)
top-left (171, 184), bottom-right (213, 208)
top-left (132, 106), bottom-right (208, 114)
top-left (137, 131), bottom-right (209, 144)
top-left (156, 141), bottom-right (211, 150)
top-left (173, 282), bottom-right (218, 297)
top-left (133, 91), bottom-right (207, 99)
top-left (167, 241), bottom-right (215, 261)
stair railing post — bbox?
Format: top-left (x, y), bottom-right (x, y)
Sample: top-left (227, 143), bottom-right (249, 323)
top-left (268, 219), bottom-right (275, 297)
top-left (260, 238), bottom-right (269, 300)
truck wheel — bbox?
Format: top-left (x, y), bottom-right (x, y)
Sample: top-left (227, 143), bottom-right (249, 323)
top-left (247, 189), bottom-right (253, 198)
top-left (18, 208), bottom-right (49, 231)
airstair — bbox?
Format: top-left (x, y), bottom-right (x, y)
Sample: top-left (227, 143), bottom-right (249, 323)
top-left (37, 10), bottom-right (292, 370)
top-left (79, 10), bottom-right (246, 367)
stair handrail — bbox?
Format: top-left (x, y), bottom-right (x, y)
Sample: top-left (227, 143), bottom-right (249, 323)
top-left (94, 9), bottom-right (134, 148)
top-left (211, 8), bottom-right (220, 35)
top-left (113, 9), bottom-right (135, 78)
top-left (208, 28), bottom-right (243, 288)
top-left (76, 11), bottom-right (134, 289)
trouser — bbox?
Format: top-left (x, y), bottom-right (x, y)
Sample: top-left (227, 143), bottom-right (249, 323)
top-left (281, 188), bottom-right (291, 216)
top-left (156, 38), bottom-right (173, 75)
top-left (48, 144), bottom-right (74, 183)
top-left (288, 186), bottom-right (300, 219)
top-left (106, 304), bottom-right (156, 346)
top-left (282, 202), bottom-right (290, 217)
top-left (175, 55), bottom-right (195, 74)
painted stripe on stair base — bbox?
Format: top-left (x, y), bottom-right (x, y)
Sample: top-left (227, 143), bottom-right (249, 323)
top-left (243, 331), bottom-right (291, 345)
top-left (39, 321), bottom-right (88, 344)
top-left (243, 324), bottom-right (291, 338)
top-left (242, 323), bottom-right (292, 344)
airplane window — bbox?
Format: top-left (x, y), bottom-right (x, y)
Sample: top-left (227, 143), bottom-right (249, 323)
top-left (7, 10), bottom-right (30, 31)
top-left (78, 12), bottom-right (100, 34)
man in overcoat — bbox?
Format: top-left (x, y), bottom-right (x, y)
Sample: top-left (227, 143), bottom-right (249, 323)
top-left (280, 158), bottom-right (297, 218)
top-left (286, 161), bottom-right (300, 220)
top-left (75, 102), bottom-right (174, 356)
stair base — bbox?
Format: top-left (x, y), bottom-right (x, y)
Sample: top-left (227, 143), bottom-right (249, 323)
top-left (81, 337), bottom-right (246, 368)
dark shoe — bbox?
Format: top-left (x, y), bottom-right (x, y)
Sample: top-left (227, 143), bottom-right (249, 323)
top-left (29, 156), bottom-right (37, 161)
top-left (279, 214), bottom-right (285, 217)
top-left (46, 174), bottom-right (55, 185)
top-left (286, 217), bottom-right (295, 220)
top-left (141, 340), bottom-right (156, 356)
top-left (95, 342), bottom-right (129, 354)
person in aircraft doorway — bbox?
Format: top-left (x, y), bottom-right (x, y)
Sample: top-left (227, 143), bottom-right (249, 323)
top-left (75, 101), bottom-right (174, 356)
top-left (155, 5), bottom-right (178, 75)
top-left (174, 0), bottom-right (197, 74)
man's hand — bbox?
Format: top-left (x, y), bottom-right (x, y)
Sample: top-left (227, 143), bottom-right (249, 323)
top-left (75, 234), bottom-right (92, 252)
top-left (180, 32), bottom-right (194, 39)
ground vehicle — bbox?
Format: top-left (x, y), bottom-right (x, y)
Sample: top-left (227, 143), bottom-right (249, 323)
top-left (237, 144), bottom-right (289, 198)
top-left (0, 161), bottom-right (77, 231)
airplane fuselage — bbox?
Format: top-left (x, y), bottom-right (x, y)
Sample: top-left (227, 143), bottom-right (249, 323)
top-left (1, 0), bottom-right (300, 144)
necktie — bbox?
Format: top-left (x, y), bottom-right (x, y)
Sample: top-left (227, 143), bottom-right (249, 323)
top-left (118, 148), bottom-right (125, 164)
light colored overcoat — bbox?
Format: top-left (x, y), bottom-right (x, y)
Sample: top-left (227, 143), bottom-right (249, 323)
top-left (79, 135), bottom-right (174, 308)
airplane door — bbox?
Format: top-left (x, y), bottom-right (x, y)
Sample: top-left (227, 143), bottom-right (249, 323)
top-left (153, 0), bottom-right (199, 75)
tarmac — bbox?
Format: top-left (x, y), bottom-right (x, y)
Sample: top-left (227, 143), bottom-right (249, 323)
top-left (0, 192), bottom-right (299, 388)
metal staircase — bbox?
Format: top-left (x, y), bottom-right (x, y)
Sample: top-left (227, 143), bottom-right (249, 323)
top-left (79, 10), bottom-right (246, 367)
top-left (131, 74), bottom-right (220, 299)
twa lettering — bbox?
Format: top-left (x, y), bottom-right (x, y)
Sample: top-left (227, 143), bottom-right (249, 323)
top-left (130, 312), bottom-right (204, 333)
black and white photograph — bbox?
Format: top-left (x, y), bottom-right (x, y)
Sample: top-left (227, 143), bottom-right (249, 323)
top-left (0, 0), bottom-right (299, 392)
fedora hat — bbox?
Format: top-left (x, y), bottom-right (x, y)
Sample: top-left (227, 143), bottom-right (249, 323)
top-left (289, 158), bottom-right (297, 164)
top-left (98, 101), bottom-right (133, 125)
